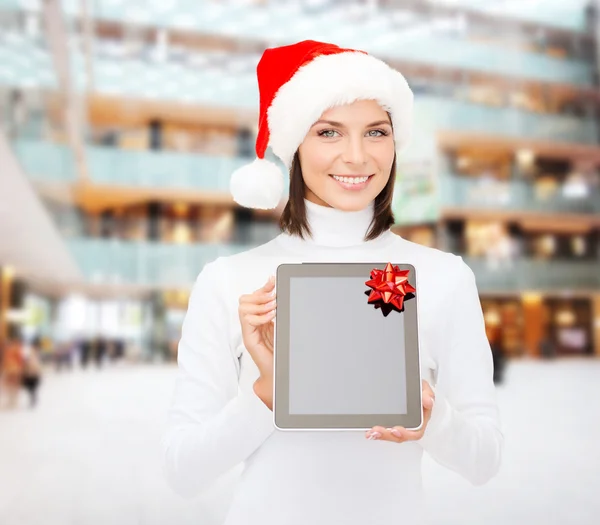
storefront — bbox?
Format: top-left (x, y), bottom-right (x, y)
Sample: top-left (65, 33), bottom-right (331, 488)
top-left (481, 293), bottom-right (598, 358)
top-left (481, 297), bottom-right (525, 357)
top-left (0, 266), bottom-right (10, 350)
top-left (0, 266), bottom-right (25, 345)
top-left (545, 298), bottom-right (594, 356)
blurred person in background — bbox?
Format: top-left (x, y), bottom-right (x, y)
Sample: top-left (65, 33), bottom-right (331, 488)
top-left (55, 340), bottom-right (74, 372)
top-left (79, 338), bottom-right (92, 369)
top-left (7, 88), bottom-right (27, 139)
top-left (490, 340), bottom-right (507, 384)
top-left (539, 331), bottom-right (557, 359)
top-left (21, 341), bottom-right (43, 408)
top-left (1, 336), bottom-right (24, 410)
top-left (40, 335), bottom-right (53, 362)
top-left (163, 40), bottom-right (503, 525)
top-left (94, 336), bottom-right (107, 368)
top-left (113, 338), bottom-right (125, 361)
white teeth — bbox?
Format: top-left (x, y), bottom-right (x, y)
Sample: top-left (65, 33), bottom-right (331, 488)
top-left (332, 175), bottom-right (369, 184)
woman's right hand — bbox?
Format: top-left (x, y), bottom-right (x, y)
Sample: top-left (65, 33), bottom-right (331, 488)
top-left (238, 275), bottom-right (277, 409)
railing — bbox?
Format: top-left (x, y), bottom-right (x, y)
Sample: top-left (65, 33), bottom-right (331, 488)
top-left (421, 98), bottom-right (598, 145)
top-left (67, 238), bottom-right (255, 288)
top-left (12, 140), bottom-right (77, 182)
top-left (15, 139), bottom-right (290, 191)
top-left (0, 31), bottom-right (56, 89)
top-left (30, 0), bottom-right (584, 33)
top-left (17, 141), bottom-right (600, 217)
top-left (86, 51), bottom-right (592, 105)
top-left (86, 145), bottom-right (249, 191)
top-left (463, 257), bottom-right (600, 292)
top-left (0, 2), bottom-right (593, 95)
top-left (424, 0), bottom-right (589, 32)
top-left (440, 174), bottom-right (600, 214)
top-left (67, 238), bottom-right (600, 291)
top-left (376, 38), bottom-right (592, 86)
top-left (70, 2), bottom-right (594, 85)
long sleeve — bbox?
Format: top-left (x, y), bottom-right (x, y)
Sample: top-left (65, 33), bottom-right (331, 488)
top-left (418, 256), bottom-right (504, 486)
top-left (162, 258), bottom-right (275, 499)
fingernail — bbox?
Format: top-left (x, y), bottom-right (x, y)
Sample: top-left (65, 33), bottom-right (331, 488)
top-left (390, 429), bottom-right (402, 438)
top-left (366, 431), bottom-right (381, 440)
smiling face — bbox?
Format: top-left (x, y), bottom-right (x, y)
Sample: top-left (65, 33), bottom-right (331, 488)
top-left (297, 99), bottom-right (396, 211)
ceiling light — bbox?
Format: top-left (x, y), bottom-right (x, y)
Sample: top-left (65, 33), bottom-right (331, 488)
top-left (562, 173), bottom-right (589, 199)
top-left (516, 149), bottom-right (535, 167)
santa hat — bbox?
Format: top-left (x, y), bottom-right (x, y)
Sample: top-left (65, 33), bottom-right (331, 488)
top-left (230, 40), bottom-right (414, 209)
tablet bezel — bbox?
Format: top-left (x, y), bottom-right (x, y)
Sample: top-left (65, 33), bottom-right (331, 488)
top-left (273, 262), bottom-right (422, 431)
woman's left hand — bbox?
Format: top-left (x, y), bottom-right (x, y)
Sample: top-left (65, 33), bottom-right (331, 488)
top-left (365, 380), bottom-right (435, 442)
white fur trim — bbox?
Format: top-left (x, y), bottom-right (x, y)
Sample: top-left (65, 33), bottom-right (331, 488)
top-left (230, 157), bottom-right (284, 209)
top-left (267, 51), bottom-right (413, 168)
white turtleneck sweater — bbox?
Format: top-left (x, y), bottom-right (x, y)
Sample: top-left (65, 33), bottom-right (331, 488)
top-left (162, 199), bottom-right (503, 525)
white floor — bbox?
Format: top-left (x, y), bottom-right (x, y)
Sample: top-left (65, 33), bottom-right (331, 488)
top-left (0, 358), bottom-right (598, 525)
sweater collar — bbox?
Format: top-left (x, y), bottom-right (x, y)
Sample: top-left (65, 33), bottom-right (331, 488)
top-left (277, 198), bottom-right (394, 250)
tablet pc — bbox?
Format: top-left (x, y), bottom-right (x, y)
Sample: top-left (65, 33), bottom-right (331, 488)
top-left (273, 262), bottom-right (422, 431)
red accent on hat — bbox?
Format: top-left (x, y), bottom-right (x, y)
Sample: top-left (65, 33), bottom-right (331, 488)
top-left (255, 40), bottom-right (366, 160)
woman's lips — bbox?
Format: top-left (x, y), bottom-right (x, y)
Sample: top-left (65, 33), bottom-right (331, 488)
top-left (330, 174), bottom-right (374, 191)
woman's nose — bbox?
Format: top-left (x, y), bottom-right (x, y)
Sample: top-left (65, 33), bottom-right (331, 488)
top-left (342, 137), bottom-right (368, 166)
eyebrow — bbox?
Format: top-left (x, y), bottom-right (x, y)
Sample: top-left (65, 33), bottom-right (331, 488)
top-left (311, 119), bottom-right (392, 128)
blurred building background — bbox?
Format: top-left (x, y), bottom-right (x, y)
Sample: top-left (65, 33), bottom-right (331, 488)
top-left (1, 1), bottom-right (600, 524)
top-left (1, 0), bottom-right (599, 363)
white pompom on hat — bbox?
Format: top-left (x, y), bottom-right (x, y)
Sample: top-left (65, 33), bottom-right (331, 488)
top-left (230, 39), bottom-right (414, 209)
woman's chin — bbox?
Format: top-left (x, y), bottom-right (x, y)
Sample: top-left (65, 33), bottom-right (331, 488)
top-left (326, 194), bottom-right (374, 212)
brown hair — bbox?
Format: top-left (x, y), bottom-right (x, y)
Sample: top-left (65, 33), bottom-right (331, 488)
top-left (279, 151), bottom-right (397, 241)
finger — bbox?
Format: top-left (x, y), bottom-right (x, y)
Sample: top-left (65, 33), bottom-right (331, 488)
top-left (421, 380), bottom-right (435, 410)
top-left (244, 310), bottom-right (277, 327)
top-left (258, 323), bottom-right (275, 353)
top-left (386, 426), bottom-right (405, 441)
top-left (239, 290), bottom-right (276, 305)
top-left (239, 300), bottom-right (276, 316)
top-left (423, 394), bottom-right (435, 411)
top-left (387, 426), bottom-right (423, 442)
top-left (365, 425), bottom-right (402, 443)
top-left (422, 379), bottom-right (435, 398)
top-left (365, 425), bottom-right (425, 443)
top-left (256, 275), bottom-right (275, 294)
top-left (397, 428), bottom-right (424, 441)
top-left (239, 277), bottom-right (275, 304)
top-left (365, 426), bottom-right (384, 441)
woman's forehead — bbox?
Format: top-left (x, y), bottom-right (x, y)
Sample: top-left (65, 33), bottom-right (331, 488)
top-left (320, 99), bottom-right (390, 121)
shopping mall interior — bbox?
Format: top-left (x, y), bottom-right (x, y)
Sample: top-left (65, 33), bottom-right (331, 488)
top-left (1, 2), bottom-right (600, 525)
top-left (2, 0), bottom-right (599, 363)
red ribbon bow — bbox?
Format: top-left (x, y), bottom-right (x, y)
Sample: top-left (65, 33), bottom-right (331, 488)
top-left (365, 263), bottom-right (416, 312)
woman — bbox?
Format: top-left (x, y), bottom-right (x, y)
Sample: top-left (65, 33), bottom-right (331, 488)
top-left (163, 40), bottom-right (503, 524)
